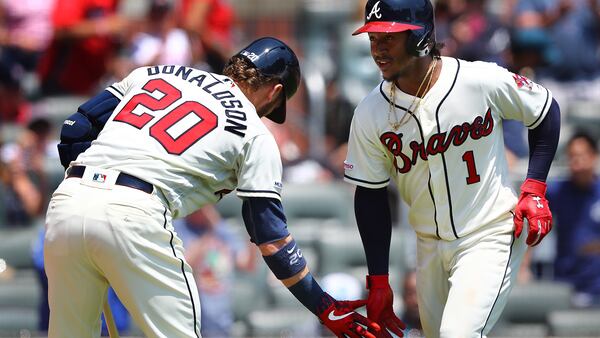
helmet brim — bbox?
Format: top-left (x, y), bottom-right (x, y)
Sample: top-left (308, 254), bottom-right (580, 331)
top-left (352, 21), bottom-right (423, 35)
top-left (266, 101), bottom-right (286, 124)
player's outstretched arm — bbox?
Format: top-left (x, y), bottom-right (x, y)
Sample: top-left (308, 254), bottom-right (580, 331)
top-left (514, 98), bottom-right (560, 246)
top-left (242, 197), bottom-right (380, 337)
top-left (355, 186), bottom-right (406, 338)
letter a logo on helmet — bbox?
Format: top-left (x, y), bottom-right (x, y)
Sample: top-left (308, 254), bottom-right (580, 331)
top-left (366, 1), bottom-right (382, 20)
top-left (353, 0), bottom-right (436, 57)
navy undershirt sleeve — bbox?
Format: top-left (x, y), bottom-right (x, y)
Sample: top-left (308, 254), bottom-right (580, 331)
top-left (354, 186), bottom-right (391, 275)
top-left (242, 197), bottom-right (289, 245)
top-left (527, 98), bottom-right (561, 182)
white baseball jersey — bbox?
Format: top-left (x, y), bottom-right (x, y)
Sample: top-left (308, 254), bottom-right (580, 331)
top-left (76, 65), bottom-right (283, 218)
top-left (344, 57), bottom-right (552, 240)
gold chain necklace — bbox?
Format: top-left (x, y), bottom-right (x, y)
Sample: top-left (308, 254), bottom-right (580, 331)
top-left (388, 58), bottom-right (438, 131)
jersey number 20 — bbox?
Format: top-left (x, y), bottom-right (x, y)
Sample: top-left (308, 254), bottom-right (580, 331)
top-left (113, 78), bottom-right (218, 155)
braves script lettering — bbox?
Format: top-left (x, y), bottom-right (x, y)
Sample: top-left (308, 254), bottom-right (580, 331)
top-left (380, 108), bottom-right (494, 173)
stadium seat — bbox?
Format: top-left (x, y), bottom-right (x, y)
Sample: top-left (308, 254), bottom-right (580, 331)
top-left (281, 182), bottom-right (354, 225)
top-left (0, 270), bottom-right (40, 336)
top-left (232, 264), bottom-right (270, 322)
top-left (499, 281), bottom-right (572, 324)
top-left (566, 99), bottom-right (600, 137)
top-left (548, 309), bottom-right (600, 337)
top-left (489, 322), bottom-right (548, 338)
top-left (0, 224), bottom-right (40, 269)
top-left (317, 226), bottom-right (406, 276)
top-left (246, 307), bottom-right (316, 337)
top-left (214, 193), bottom-right (243, 221)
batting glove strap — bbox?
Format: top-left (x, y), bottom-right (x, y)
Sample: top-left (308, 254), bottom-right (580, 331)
top-left (520, 178), bottom-right (547, 196)
top-left (366, 274), bottom-right (389, 290)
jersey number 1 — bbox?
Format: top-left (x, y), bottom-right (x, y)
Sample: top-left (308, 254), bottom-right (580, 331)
top-left (462, 150), bottom-right (480, 185)
top-left (113, 78), bottom-right (218, 155)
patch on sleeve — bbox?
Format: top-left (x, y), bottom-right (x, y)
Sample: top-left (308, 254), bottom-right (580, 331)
top-left (512, 73), bottom-right (533, 90)
top-left (344, 160), bottom-right (354, 171)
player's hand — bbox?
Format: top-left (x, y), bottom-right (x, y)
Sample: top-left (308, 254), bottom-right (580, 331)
top-left (318, 293), bottom-right (381, 338)
top-left (514, 178), bottom-right (552, 246)
top-left (366, 275), bottom-right (406, 337)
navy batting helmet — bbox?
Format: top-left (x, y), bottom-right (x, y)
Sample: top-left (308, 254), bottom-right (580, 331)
top-left (353, 0), bottom-right (435, 57)
top-left (235, 37), bottom-right (301, 124)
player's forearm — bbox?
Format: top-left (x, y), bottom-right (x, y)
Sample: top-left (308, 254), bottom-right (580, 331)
top-left (355, 186), bottom-right (392, 275)
top-left (526, 98), bottom-right (561, 182)
top-left (259, 236), bottom-right (326, 314)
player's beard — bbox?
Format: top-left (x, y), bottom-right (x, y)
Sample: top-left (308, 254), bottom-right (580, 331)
top-left (382, 57), bottom-right (417, 82)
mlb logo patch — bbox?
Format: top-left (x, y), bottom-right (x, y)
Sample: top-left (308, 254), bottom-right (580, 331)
top-left (93, 173), bottom-right (107, 183)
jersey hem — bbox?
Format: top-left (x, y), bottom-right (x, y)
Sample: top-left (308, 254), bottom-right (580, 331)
top-left (526, 88), bottom-right (552, 129)
top-left (236, 190), bottom-right (281, 201)
top-left (106, 85), bottom-right (124, 99)
top-left (343, 174), bottom-right (390, 189)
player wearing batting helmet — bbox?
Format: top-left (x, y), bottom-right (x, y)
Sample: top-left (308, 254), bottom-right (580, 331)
top-left (45, 37), bottom-right (380, 338)
top-left (345, 0), bottom-right (561, 337)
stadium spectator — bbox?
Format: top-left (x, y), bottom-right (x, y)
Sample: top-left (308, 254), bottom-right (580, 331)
top-left (512, 0), bottom-right (600, 107)
top-left (177, 205), bottom-right (257, 337)
top-left (180, 0), bottom-right (237, 72)
top-left (128, 0), bottom-right (192, 68)
top-left (548, 132), bottom-right (600, 308)
top-left (439, 0), bottom-right (507, 63)
top-left (37, 0), bottom-right (126, 96)
top-left (0, 118), bottom-right (53, 226)
top-left (0, 0), bottom-right (55, 123)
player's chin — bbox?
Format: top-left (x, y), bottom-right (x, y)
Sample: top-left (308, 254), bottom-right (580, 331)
top-left (382, 71), bottom-right (399, 82)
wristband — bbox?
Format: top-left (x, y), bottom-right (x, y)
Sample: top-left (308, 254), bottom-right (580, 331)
top-left (263, 239), bottom-right (306, 279)
top-left (366, 274), bottom-right (389, 290)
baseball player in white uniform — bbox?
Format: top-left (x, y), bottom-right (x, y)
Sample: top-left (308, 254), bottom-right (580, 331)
top-left (344, 1), bottom-right (561, 337)
top-left (45, 37), bottom-right (380, 338)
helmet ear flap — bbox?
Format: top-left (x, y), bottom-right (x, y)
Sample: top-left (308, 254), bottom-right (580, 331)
top-left (407, 28), bottom-right (434, 57)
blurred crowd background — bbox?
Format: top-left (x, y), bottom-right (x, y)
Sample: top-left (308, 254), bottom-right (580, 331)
top-left (1, 0), bottom-right (600, 337)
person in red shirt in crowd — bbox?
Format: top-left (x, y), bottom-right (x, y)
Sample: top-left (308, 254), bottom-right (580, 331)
top-left (180, 0), bottom-right (236, 72)
top-left (37, 0), bottom-right (126, 96)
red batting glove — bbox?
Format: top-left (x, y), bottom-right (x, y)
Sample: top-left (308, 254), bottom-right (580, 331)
top-left (514, 178), bottom-right (553, 246)
top-left (366, 275), bottom-right (406, 337)
top-left (318, 293), bottom-right (381, 338)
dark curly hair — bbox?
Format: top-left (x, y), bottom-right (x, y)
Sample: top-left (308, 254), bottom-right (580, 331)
top-left (222, 56), bottom-right (279, 91)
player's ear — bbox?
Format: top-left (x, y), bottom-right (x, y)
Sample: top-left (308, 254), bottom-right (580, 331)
top-left (267, 83), bottom-right (284, 103)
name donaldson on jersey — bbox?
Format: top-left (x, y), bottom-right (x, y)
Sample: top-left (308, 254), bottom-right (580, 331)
top-left (379, 108), bottom-right (494, 174)
top-left (148, 65), bottom-right (249, 138)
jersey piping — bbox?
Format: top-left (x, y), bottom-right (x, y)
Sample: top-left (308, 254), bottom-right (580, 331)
top-left (237, 188), bottom-right (281, 196)
top-left (525, 87), bottom-right (551, 128)
top-left (107, 85), bottom-right (124, 98)
top-left (378, 81), bottom-right (442, 239)
top-left (481, 232), bottom-right (515, 336)
top-left (343, 174), bottom-right (390, 186)
top-left (436, 58), bottom-right (461, 239)
top-left (163, 206), bottom-right (200, 338)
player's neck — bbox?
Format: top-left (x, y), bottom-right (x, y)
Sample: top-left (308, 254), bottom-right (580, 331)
top-left (394, 56), bottom-right (440, 98)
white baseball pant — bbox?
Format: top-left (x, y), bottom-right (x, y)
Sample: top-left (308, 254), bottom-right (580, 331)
top-left (415, 214), bottom-right (527, 338)
top-left (44, 170), bottom-right (202, 338)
